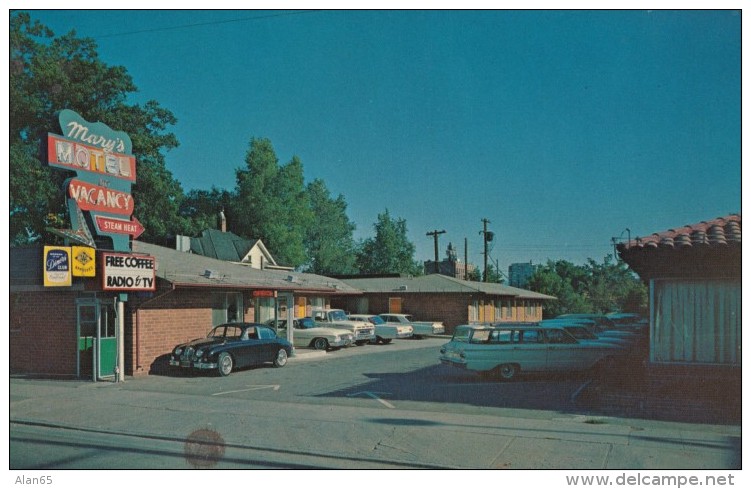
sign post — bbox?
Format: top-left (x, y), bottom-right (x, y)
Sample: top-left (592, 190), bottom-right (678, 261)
top-left (46, 109), bottom-right (148, 382)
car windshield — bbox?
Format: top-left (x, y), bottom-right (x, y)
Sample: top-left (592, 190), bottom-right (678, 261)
top-left (451, 327), bottom-right (472, 343)
top-left (328, 310), bottom-right (347, 321)
top-left (208, 327), bottom-right (225, 338)
top-left (207, 325), bottom-right (242, 339)
top-left (368, 316), bottom-right (385, 325)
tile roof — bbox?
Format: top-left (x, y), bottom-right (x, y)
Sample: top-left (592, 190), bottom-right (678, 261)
top-left (341, 274), bottom-right (556, 300)
top-left (617, 214), bottom-right (741, 251)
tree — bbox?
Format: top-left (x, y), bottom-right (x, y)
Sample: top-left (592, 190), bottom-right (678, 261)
top-left (9, 12), bottom-right (189, 245)
top-left (356, 210), bottom-right (422, 275)
top-left (527, 260), bottom-right (591, 318)
top-left (180, 187), bottom-right (235, 233)
top-left (303, 179), bottom-right (358, 275)
top-left (232, 138), bottom-right (312, 268)
top-left (526, 256), bottom-right (648, 318)
top-left (584, 255), bottom-right (648, 315)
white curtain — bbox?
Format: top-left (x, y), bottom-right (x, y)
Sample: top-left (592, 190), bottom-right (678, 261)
top-left (652, 280), bottom-right (741, 365)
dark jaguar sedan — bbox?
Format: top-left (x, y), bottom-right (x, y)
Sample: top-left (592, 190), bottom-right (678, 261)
top-left (169, 323), bottom-right (293, 376)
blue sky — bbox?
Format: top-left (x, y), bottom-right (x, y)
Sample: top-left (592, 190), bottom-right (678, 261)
top-left (24, 9), bottom-right (741, 274)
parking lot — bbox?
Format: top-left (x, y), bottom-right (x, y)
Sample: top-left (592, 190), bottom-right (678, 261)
top-left (10, 335), bottom-right (742, 470)
top-left (58, 336), bottom-right (671, 422)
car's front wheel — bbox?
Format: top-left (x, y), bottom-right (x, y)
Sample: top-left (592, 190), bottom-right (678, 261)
top-left (312, 338), bottom-right (329, 351)
top-left (273, 349), bottom-right (288, 368)
top-left (498, 363), bottom-right (518, 381)
top-left (217, 352), bottom-right (233, 377)
top-left (380, 338), bottom-right (392, 344)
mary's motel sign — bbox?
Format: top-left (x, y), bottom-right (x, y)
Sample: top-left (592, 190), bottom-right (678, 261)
top-left (44, 109), bottom-right (154, 292)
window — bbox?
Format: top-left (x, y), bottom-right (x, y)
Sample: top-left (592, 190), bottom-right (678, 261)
top-left (469, 300), bottom-right (479, 322)
top-left (226, 326), bottom-right (242, 339)
top-left (520, 330), bottom-right (541, 343)
top-left (470, 330), bottom-right (491, 343)
top-left (212, 292), bottom-right (244, 325)
top-left (544, 329), bottom-right (576, 344)
top-left (490, 329), bottom-right (512, 344)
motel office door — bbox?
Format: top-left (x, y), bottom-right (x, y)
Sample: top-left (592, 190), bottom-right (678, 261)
top-left (76, 299), bottom-right (118, 381)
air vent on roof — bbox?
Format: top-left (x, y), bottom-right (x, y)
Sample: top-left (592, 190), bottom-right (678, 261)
top-left (398, 285), bottom-right (408, 291)
top-left (203, 269), bottom-right (219, 279)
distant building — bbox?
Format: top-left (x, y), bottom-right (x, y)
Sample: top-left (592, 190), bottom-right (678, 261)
top-left (175, 211), bottom-right (292, 271)
top-left (335, 274), bottom-right (556, 334)
top-left (508, 262), bottom-right (535, 288)
top-left (423, 242), bottom-right (476, 279)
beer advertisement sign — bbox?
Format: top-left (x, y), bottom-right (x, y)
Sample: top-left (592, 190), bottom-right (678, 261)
top-left (43, 246), bottom-right (72, 287)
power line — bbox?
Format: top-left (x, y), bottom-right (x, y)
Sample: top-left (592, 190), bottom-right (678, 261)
top-left (90, 10), bottom-right (322, 40)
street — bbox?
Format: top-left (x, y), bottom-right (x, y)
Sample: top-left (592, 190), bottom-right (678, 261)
top-left (10, 338), bottom-right (742, 472)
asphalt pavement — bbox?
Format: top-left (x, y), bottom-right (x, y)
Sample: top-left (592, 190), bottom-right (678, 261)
top-left (9, 338), bottom-right (743, 472)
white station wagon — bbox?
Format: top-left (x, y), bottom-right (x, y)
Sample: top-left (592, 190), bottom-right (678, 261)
top-left (439, 324), bottom-right (625, 380)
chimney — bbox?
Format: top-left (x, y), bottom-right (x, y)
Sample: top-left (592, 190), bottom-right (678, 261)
top-left (219, 209), bottom-right (227, 232)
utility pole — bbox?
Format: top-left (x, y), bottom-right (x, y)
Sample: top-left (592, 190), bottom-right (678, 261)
top-left (426, 229), bottom-right (446, 274)
top-left (480, 218), bottom-right (492, 282)
top-left (464, 237), bottom-right (468, 281)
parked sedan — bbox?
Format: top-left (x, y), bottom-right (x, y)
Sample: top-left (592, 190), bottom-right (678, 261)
top-left (440, 324), bottom-right (624, 381)
top-left (378, 313), bottom-right (445, 338)
top-left (170, 323), bottom-right (292, 377)
top-left (268, 318), bottom-right (354, 351)
top-left (348, 314), bottom-right (413, 344)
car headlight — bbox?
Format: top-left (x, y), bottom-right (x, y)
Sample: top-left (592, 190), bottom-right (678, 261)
top-left (195, 348), bottom-right (204, 358)
top-left (174, 347), bottom-right (183, 355)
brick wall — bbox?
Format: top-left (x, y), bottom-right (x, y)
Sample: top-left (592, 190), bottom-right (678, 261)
top-left (128, 289), bottom-right (216, 376)
top-left (341, 293), bottom-right (471, 334)
top-left (10, 291), bottom-right (79, 376)
top-left (338, 293), bottom-right (548, 335)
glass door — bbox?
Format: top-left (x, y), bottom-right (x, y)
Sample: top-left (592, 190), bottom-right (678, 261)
top-left (76, 301), bottom-right (97, 379)
top-left (98, 302), bottom-right (117, 379)
top-left (76, 299), bottom-right (118, 380)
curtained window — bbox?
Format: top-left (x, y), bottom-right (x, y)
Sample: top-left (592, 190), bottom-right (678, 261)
top-left (652, 279), bottom-right (741, 365)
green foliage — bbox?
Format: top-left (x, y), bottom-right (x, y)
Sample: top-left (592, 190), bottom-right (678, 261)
top-left (356, 210), bottom-right (423, 276)
top-left (180, 187), bottom-right (234, 232)
top-left (527, 256), bottom-right (648, 318)
top-left (304, 179), bottom-right (358, 275)
top-left (232, 138), bottom-right (313, 268)
top-left (10, 12), bottom-right (189, 245)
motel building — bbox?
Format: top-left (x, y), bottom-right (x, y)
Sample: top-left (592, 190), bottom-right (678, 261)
top-left (9, 241), bottom-right (361, 379)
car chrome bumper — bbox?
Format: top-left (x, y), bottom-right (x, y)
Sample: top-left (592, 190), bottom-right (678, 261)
top-left (169, 358), bottom-right (217, 370)
top-left (330, 338), bottom-right (353, 347)
top-left (440, 358), bottom-right (466, 368)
